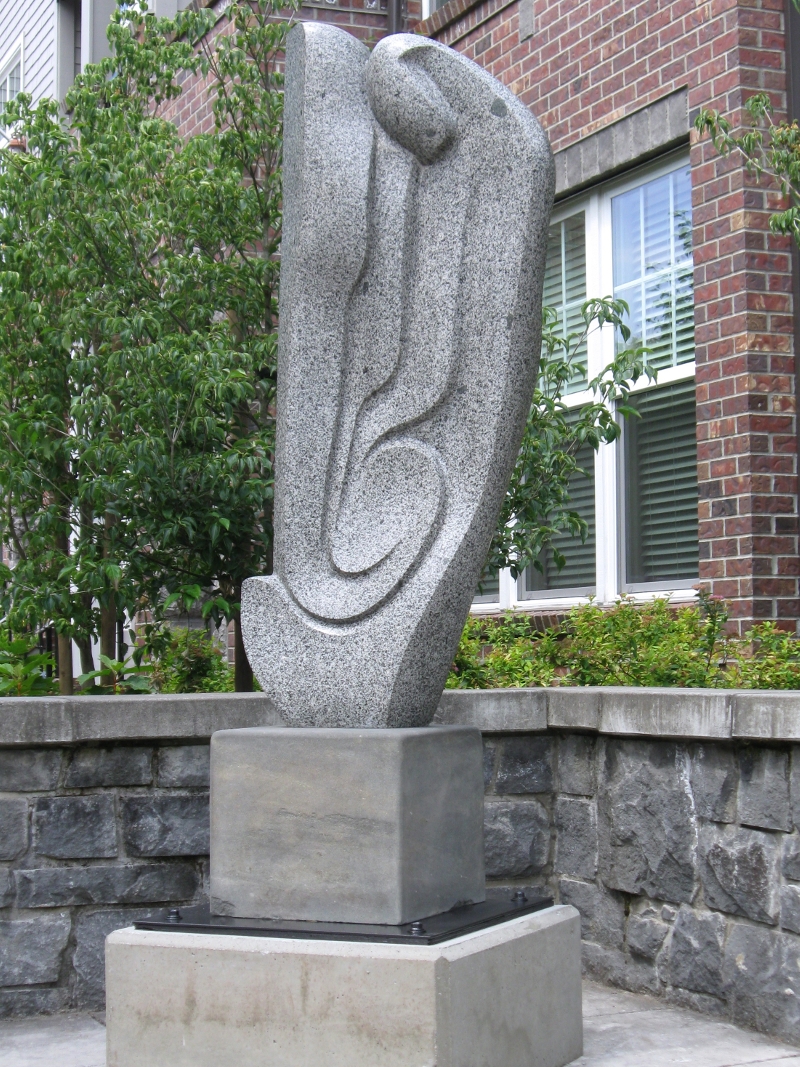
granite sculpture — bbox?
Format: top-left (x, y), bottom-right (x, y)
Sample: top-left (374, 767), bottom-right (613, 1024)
top-left (241, 24), bottom-right (554, 728)
top-left (106, 30), bottom-right (582, 1067)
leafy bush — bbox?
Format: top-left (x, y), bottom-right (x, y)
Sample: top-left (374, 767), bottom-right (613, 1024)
top-left (725, 623), bottom-right (800, 690)
top-left (78, 654), bottom-right (152, 695)
top-left (150, 628), bottom-right (234, 694)
top-left (0, 638), bottom-right (57, 696)
top-left (447, 593), bottom-right (800, 690)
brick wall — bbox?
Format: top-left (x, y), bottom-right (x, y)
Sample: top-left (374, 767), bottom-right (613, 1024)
top-left (416, 0), bottom-right (799, 631)
top-left (166, 0), bottom-right (421, 138)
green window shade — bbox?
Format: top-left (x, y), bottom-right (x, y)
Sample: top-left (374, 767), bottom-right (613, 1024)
top-left (624, 379), bottom-right (699, 586)
top-left (612, 167), bottom-right (694, 372)
top-left (543, 212), bottom-right (587, 394)
top-left (523, 434), bottom-right (596, 596)
top-left (473, 565), bottom-right (500, 604)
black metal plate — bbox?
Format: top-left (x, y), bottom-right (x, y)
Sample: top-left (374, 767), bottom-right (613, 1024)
top-left (133, 888), bottom-right (553, 945)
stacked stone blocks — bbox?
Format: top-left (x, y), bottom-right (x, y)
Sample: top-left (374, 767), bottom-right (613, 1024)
top-left (482, 729), bottom-right (800, 1044)
top-left (0, 742), bottom-right (210, 1016)
top-left (7, 689), bottom-right (800, 1048)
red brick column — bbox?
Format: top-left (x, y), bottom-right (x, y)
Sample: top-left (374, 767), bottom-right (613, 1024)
top-left (690, 2), bottom-right (798, 630)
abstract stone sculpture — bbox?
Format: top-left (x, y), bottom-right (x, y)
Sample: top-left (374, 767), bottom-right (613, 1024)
top-left (241, 24), bottom-right (554, 728)
top-left (105, 31), bottom-right (583, 1067)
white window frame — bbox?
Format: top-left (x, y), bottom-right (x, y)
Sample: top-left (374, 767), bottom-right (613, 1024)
top-left (0, 37), bottom-right (24, 146)
top-left (472, 150), bottom-right (698, 615)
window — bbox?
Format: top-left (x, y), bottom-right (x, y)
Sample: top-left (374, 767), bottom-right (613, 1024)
top-left (0, 50), bottom-right (21, 146)
top-left (624, 379), bottom-right (698, 588)
top-left (473, 567), bottom-right (500, 605)
top-left (472, 155), bottom-right (698, 612)
top-left (612, 167), bottom-right (694, 371)
top-left (422, 0), bottom-right (451, 15)
top-left (0, 57), bottom-right (21, 114)
top-left (520, 419), bottom-right (596, 599)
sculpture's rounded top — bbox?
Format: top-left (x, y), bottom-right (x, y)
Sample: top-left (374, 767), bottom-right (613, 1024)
top-left (366, 36), bottom-right (457, 165)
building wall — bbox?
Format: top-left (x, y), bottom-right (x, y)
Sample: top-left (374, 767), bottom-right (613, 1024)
top-left (0, 0), bottom-right (56, 106)
top-left (416, 0), bottom-right (799, 631)
top-left (166, 0), bottom-right (421, 139)
top-left (0, 0), bottom-right (226, 114)
top-left (0, 0), bottom-right (145, 110)
top-left (6, 0), bottom-right (791, 628)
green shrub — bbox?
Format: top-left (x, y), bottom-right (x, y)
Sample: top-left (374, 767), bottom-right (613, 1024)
top-left (446, 594), bottom-right (800, 690)
top-left (78, 654), bottom-right (152, 694)
top-left (0, 637), bottom-right (57, 696)
top-left (150, 628), bottom-right (234, 693)
top-left (725, 622), bottom-right (800, 690)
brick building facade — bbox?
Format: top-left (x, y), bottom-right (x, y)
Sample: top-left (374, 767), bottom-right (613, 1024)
top-left (168, 0), bottom-right (420, 142)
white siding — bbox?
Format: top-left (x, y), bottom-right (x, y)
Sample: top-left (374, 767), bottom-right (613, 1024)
top-left (0, 0), bottom-right (57, 105)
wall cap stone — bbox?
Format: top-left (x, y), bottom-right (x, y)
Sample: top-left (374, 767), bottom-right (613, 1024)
top-left (441, 688), bottom-right (800, 741)
top-left (3, 688), bottom-right (800, 745)
top-left (596, 687), bottom-right (731, 740)
top-left (0, 693), bottom-right (280, 747)
top-left (732, 692), bottom-right (800, 741)
top-left (435, 688), bottom-right (547, 731)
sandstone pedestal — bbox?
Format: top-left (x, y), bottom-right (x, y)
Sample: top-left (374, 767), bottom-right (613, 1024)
top-left (106, 905), bottom-right (582, 1067)
top-left (210, 725), bottom-right (485, 924)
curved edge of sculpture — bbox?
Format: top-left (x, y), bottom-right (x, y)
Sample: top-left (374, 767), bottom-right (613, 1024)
top-left (241, 23), bottom-right (555, 728)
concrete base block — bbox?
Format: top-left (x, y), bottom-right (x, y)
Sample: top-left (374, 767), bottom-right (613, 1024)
top-left (106, 905), bottom-right (583, 1067)
top-left (210, 725), bottom-right (485, 924)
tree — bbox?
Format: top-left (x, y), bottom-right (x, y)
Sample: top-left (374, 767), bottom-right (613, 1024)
top-left (0, 0), bottom-right (290, 689)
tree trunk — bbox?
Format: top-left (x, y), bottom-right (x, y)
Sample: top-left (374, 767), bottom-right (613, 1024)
top-left (54, 526), bottom-right (73, 695)
top-left (233, 613), bottom-right (253, 692)
top-left (57, 633), bottom-right (74, 695)
top-left (77, 506), bottom-right (96, 683)
top-left (77, 635), bottom-right (95, 677)
top-left (100, 598), bottom-right (116, 685)
top-left (100, 511), bottom-right (116, 687)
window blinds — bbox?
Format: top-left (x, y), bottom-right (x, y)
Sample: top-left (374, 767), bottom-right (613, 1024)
top-left (543, 212), bottom-right (588, 393)
top-left (612, 166), bottom-right (694, 372)
top-left (473, 566), bottom-right (500, 603)
top-left (624, 379), bottom-right (699, 585)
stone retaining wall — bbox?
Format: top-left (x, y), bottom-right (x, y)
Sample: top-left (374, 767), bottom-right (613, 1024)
top-left (3, 688), bottom-right (800, 1045)
top-left (438, 689), bottom-right (800, 1046)
top-left (0, 694), bottom-right (278, 1017)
